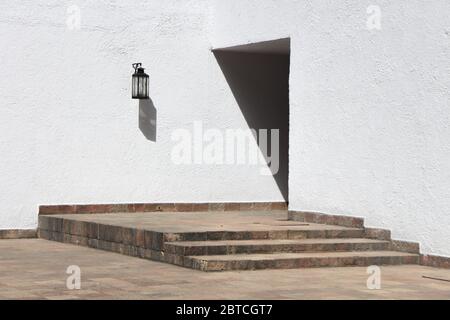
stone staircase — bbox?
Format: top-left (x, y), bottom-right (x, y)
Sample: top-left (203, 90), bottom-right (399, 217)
top-left (38, 210), bottom-right (420, 271)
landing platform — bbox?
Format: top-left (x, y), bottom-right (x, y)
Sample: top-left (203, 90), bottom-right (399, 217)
top-left (41, 210), bottom-right (358, 233)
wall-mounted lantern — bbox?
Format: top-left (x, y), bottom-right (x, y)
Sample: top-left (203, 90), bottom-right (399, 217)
top-left (131, 63), bottom-right (149, 99)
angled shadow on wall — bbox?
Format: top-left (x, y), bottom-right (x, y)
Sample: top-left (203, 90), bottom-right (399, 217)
top-left (213, 38), bottom-right (290, 201)
top-left (139, 98), bottom-right (157, 142)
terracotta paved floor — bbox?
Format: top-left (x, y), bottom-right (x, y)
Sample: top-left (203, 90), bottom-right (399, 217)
top-left (0, 239), bottom-right (449, 300)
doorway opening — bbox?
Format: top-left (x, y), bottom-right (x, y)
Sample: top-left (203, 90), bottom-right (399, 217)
top-left (213, 38), bottom-right (290, 201)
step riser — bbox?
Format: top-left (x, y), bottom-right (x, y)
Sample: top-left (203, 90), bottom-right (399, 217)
top-left (159, 230), bottom-right (366, 241)
top-left (287, 229), bottom-right (364, 239)
top-left (187, 256), bottom-right (420, 272)
top-left (38, 225), bottom-right (364, 247)
top-left (39, 229), bottom-right (170, 263)
top-left (175, 229), bottom-right (365, 241)
top-left (38, 216), bottom-right (365, 243)
top-left (165, 242), bottom-right (390, 256)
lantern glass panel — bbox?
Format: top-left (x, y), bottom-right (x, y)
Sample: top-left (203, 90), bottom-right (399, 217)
top-left (139, 78), bottom-right (144, 97)
top-left (132, 75), bottom-right (138, 98)
top-left (146, 78), bottom-right (149, 97)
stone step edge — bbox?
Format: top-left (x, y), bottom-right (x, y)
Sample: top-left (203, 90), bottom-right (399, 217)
top-left (0, 229), bottom-right (37, 239)
top-left (165, 239), bottom-right (391, 256)
top-left (39, 202), bottom-right (287, 215)
top-left (166, 238), bottom-right (390, 246)
top-left (187, 252), bottom-right (420, 271)
top-left (288, 210), bottom-right (364, 228)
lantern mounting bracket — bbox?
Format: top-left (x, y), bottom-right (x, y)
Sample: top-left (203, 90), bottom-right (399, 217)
top-left (132, 63), bottom-right (142, 73)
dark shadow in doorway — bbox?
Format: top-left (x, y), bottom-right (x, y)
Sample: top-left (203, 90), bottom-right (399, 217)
top-left (213, 39), bottom-right (290, 201)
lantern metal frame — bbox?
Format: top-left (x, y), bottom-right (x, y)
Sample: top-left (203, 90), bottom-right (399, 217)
top-left (132, 63), bottom-right (149, 99)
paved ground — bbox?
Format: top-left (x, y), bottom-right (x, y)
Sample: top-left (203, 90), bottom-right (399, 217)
top-left (0, 239), bottom-right (449, 299)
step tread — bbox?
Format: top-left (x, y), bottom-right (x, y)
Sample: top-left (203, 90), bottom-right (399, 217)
top-left (167, 238), bottom-right (389, 247)
top-left (190, 251), bottom-right (418, 261)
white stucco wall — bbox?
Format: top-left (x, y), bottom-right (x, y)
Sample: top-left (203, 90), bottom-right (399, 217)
top-left (0, 0), bottom-right (285, 230)
top-left (1, 1), bottom-right (449, 258)
top-left (289, 1), bottom-right (450, 258)
top-left (211, 0), bottom-right (450, 257)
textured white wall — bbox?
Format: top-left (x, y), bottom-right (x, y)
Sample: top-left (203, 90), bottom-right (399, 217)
top-left (0, 0), bottom-right (284, 229)
top-left (1, 1), bottom-right (449, 258)
top-left (211, 0), bottom-right (450, 257)
top-left (291, 0), bottom-right (450, 258)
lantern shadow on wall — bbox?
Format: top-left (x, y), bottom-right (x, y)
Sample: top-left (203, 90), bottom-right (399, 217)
top-left (139, 98), bottom-right (157, 142)
top-left (132, 63), bottom-right (156, 142)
